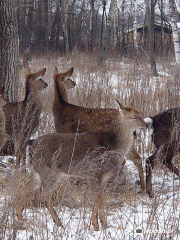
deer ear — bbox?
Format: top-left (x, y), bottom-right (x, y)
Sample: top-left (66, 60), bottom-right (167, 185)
top-left (33, 68), bottom-right (46, 79)
top-left (53, 67), bottom-right (58, 78)
top-left (64, 79), bottom-right (76, 89)
top-left (62, 67), bottom-right (74, 80)
top-left (116, 99), bottom-right (126, 111)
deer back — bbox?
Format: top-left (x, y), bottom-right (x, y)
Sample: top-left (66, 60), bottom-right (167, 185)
top-left (31, 103), bottom-right (146, 182)
top-left (53, 67), bottom-right (122, 133)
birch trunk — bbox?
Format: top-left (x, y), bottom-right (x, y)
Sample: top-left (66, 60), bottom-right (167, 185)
top-left (98, 0), bottom-right (117, 65)
top-left (133, 0), bottom-right (139, 55)
top-left (62, 1), bottom-right (70, 55)
top-left (113, 1), bottom-right (118, 48)
top-left (169, 0), bottom-right (180, 65)
top-left (89, 0), bottom-right (95, 52)
top-left (145, 0), bottom-right (158, 76)
top-left (0, 0), bottom-right (19, 102)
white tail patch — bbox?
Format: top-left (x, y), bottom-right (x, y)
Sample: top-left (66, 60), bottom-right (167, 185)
top-left (144, 117), bottom-right (154, 136)
top-left (31, 172), bottom-right (42, 191)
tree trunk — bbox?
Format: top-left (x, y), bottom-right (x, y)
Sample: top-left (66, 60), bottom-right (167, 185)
top-left (0, 0), bottom-right (19, 102)
top-left (121, 0), bottom-right (126, 56)
top-left (113, 1), bottom-right (118, 49)
top-left (133, 0), bottom-right (139, 56)
top-left (145, 0), bottom-right (158, 76)
top-left (98, 0), bottom-right (117, 65)
top-left (61, 1), bottom-right (70, 55)
top-left (100, 0), bottom-right (106, 48)
top-left (44, 0), bottom-right (49, 54)
top-left (89, 0), bottom-right (95, 52)
top-left (169, 0), bottom-right (180, 65)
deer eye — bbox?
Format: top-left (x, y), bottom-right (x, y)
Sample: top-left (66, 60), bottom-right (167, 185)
top-left (131, 117), bottom-right (136, 120)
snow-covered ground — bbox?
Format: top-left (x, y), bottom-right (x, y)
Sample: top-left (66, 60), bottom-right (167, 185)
top-left (9, 158), bottom-right (178, 240)
top-left (1, 58), bottom-right (180, 240)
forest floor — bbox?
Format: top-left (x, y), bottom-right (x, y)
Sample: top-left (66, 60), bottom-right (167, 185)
top-left (0, 54), bottom-right (180, 240)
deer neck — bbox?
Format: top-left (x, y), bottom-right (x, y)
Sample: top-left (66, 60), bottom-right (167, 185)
top-left (53, 79), bottom-right (68, 107)
top-left (24, 81), bottom-right (42, 110)
top-left (111, 116), bottom-right (134, 154)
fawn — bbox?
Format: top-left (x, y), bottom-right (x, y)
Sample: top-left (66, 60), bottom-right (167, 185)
top-left (16, 102), bottom-right (146, 230)
top-left (52, 67), bottom-right (146, 192)
top-left (1, 68), bottom-right (48, 167)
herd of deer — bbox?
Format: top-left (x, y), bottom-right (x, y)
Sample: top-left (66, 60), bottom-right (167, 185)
top-left (0, 64), bottom-right (180, 230)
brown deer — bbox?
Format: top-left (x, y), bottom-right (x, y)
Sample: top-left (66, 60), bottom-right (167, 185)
top-left (16, 102), bottom-right (146, 230)
top-left (145, 108), bottom-right (180, 198)
top-left (1, 67), bottom-right (48, 166)
top-left (0, 89), bottom-right (11, 150)
top-left (52, 67), bottom-right (146, 192)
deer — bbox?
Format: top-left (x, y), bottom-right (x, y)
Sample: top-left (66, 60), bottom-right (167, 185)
top-left (15, 101), bottom-right (146, 230)
top-left (52, 67), bottom-right (146, 192)
top-left (145, 108), bottom-right (180, 198)
top-left (0, 89), bottom-right (11, 150)
top-left (1, 67), bottom-right (48, 167)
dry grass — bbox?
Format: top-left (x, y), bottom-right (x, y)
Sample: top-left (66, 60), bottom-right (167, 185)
top-left (0, 52), bottom-right (180, 239)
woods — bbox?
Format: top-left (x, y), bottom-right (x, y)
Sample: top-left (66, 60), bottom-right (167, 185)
top-left (1, 0), bottom-right (180, 239)
top-left (12, 0), bottom-right (180, 61)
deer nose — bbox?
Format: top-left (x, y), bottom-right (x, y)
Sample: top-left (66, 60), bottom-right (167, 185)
top-left (44, 83), bottom-right (48, 88)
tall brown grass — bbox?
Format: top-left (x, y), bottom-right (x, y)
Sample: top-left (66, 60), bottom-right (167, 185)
top-left (0, 52), bottom-right (180, 239)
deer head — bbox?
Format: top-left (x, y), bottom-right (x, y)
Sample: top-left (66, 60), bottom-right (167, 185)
top-left (53, 67), bottom-right (76, 89)
top-left (116, 99), bottom-right (146, 132)
top-left (24, 68), bottom-right (48, 99)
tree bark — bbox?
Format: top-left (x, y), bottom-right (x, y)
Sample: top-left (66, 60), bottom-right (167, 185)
top-left (89, 0), bottom-right (95, 52)
top-left (0, 0), bottom-right (19, 102)
top-left (133, 0), bottom-right (139, 56)
top-left (61, 0), bottom-right (70, 55)
top-left (169, 0), bottom-right (180, 65)
top-left (145, 0), bottom-right (158, 76)
top-left (98, 0), bottom-right (117, 65)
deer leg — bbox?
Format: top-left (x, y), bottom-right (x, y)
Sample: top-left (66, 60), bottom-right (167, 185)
top-left (128, 149), bottom-right (145, 193)
top-left (99, 194), bottom-right (107, 229)
top-left (45, 195), bottom-right (64, 228)
top-left (146, 154), bottom-right (156, 198)
top-left (91, 193), bottom-right (100, 231)
top-left (16, 189), bottom-right (31, 225)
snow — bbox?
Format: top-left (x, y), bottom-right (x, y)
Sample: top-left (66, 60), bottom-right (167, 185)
top-left (1, 59), bottom-right (180, 239)
top-left (12, 158), bottom-right (180, 240)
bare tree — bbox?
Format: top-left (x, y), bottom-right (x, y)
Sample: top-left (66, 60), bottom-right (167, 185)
top-left (145, 0), bottom-right (158, 76)
top-left (61, 0), bottom-right (70, 55)
top-left (98, 0), bottom-right (117, 65)
top-left (169, 0), bottom-right (180, 65)
top-left (0, 0), bottom-right (19, 101)
top-left (133, 0), bottom-right (139, 56)
top-left (89, 0), bottom-right (95, 52)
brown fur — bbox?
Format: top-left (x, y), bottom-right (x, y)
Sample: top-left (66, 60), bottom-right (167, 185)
top-left (1, 68), bottom-right (48, 166)
top-left (52, 67), bottom-right (146, 192)
top-left (16, 103), bottom-right (146, 230)
top-left (146, 108), bottom-right (180, 197)
top-left (0, 95), bottom-right (11, 150)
